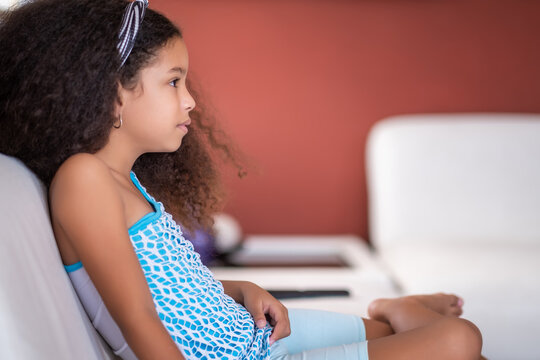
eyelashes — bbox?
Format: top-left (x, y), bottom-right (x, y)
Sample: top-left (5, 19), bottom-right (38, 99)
top-left (169, 78), bottom-right (180, 87)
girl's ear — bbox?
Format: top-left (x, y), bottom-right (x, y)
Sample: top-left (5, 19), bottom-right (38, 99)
top-left (115, 81), bottom-right (126, 116)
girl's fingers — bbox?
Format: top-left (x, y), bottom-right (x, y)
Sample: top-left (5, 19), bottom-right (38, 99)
top-left (256, 318), bottom-right (267, 328)
top-left (268, 305), bottom-right (291, 344)
top-left (253, 309), bottom-right (267, 328)
top-left (269, 321), bottom-right (289, 344)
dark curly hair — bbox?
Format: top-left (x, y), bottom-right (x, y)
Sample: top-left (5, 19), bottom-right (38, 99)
top-left (0, 0), bottom-right (243, 231)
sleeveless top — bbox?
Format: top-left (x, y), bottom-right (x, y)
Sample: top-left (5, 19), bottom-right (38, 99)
top-left (64, 171), bottom-right (272, 359)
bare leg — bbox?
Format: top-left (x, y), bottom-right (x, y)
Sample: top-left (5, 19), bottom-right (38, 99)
top-left (364, 293), bottom-right (483, 360)
top-left (363, 293), bottom-right (463, 339)
top-left (368, 293), bottom-right (465, 332)
top-left (363, 317), bottom-right (394, 339)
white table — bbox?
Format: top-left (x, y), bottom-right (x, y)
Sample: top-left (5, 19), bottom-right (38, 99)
top-left (211, 235), bottom-right (401, 317)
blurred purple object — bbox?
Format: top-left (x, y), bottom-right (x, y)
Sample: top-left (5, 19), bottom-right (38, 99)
top-left (183, 228), bottom-right (217, 265)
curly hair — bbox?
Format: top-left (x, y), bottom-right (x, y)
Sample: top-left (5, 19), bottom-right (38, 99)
top-left (0, 0), bottom-right (243, 231)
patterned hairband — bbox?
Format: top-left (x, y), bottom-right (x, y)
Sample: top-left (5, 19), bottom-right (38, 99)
top-left (117, 0), bottom-right (149, 68)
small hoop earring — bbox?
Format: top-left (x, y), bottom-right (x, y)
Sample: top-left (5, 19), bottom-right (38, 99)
top-left (113, 114), bottom-right (123, 129)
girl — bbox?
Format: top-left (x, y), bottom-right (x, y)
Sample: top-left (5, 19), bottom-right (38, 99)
top-left (0, 0), bottom-right (484, 359)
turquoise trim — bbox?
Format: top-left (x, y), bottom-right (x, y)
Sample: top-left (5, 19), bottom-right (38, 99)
top-left (129, 211), bottom-right (161, 235)
top-left (128, 171), bottom-right (161, 236)
top-left (64, 261), bottom-right (83, 273)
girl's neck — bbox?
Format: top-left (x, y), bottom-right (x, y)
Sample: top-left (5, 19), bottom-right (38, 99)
top-left (93, 140), bottom-right (141, 181)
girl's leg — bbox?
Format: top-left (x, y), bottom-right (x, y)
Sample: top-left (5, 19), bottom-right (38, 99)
top-left (269, 294), bottom-right (483, 360)
top-left (363, 317), bottom-right (394, 339)
top-left (275, 308), bottom-right (367, 354)
top-left (366, 294), bottom-right (483, 360)
top-left (368, 293), bottom-right (464, 332)
top-left (269, 308), bottom-right (371, 360)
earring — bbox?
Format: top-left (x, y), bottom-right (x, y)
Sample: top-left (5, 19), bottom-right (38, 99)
top-left (113, 114), bottom-right (123, 129)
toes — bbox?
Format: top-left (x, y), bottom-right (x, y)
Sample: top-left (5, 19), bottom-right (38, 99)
top-left (448, 294), bottom-right (464, 307)
top-left (452, 305), bottom-right (463, 317)
top-left (449, 295), bottom-right (464, 317)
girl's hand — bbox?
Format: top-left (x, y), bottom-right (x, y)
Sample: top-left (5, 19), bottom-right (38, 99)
top-left (222, 281), bottom-right (291, 345)
top-left (242, 282), bottom-right (291, 345)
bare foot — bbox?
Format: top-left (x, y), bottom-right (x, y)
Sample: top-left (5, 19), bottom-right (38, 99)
top-left (410, 293), bottom-right (464, 317)
top-left (368, 293), bottom-right (464, 321)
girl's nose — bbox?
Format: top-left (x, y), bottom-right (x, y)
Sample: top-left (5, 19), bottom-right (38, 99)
top-left (183, 89), bottom-right (196, 112)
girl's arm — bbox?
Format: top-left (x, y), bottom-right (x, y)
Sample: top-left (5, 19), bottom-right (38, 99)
top-left (221, 280), bottom-right (291, 345)
top-left (49, 154), bottom-right (184, 360)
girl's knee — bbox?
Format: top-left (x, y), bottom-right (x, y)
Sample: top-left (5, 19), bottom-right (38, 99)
top-left (443, 318), bottom-right (483, 359)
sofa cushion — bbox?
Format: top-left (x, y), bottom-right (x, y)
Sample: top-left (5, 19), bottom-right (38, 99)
top-left (366, 113), bottom-right (540, 247)
top-left (0, 153), bottom-right (117, 359)
top-left (365, 114), bottom-right (540, 360)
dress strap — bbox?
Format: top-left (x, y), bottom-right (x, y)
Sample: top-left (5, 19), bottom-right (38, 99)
top-left (129, 171), bottom-right (158, 206)
top-left (64, 261), bottom-right (83, 273)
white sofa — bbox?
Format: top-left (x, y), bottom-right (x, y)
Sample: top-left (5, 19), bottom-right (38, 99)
top-left (0, 154), bottom-right (118, 359)
top-left (366, 113), bottom-right (540, 360)
top-left (3, 113), bottom-right (539, 359)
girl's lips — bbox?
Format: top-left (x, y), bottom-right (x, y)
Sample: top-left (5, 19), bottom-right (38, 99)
top-left (177, 118), bottom-right (191, 127)
top-left (176, 119), bottom-right (191, 132)
top-left (177, 123), bottom-right (189, 133)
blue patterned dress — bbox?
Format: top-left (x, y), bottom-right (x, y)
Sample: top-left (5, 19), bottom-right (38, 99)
top-left (127, 171), bottom-right (272, 359)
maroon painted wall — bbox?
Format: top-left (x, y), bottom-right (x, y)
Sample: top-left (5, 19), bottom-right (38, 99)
top-left (152, 0), bottom-right (540, 240)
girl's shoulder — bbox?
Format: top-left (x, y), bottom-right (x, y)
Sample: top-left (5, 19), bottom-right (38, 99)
top-left (54, 152), bottom-right (109, 179)
top-left (49, 153), bottom-right (121, 216)
top-left (51, 153), bottom-right (112, 189)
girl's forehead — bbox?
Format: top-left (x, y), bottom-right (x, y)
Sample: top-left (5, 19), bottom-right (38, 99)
top-left (153, 37), bottom-right (189, 71)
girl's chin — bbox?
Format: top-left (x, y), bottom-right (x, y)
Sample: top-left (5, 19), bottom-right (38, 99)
top-left (154, 141), bottom-right (183, 154)
top-left (146, 135), bottom-right (185, 153)
top-left (168, 142), bottom-right (183, 153)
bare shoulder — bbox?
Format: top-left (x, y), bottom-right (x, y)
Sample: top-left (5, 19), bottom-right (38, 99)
top-left (49, 153), bottom-right (122, 223)
top-left (51, 153), bottom-right (112, 190)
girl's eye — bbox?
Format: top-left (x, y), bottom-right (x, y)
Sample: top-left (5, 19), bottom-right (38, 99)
top-left (169, 78), bottom-right (180, 87)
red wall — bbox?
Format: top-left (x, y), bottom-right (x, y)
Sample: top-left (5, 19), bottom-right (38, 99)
top-left (152, 0), bottom-right (540, 240)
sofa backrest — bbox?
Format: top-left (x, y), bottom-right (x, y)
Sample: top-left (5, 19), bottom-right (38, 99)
top-left (366, 113), bottom-right (540, 248)
top-left (0, 153), bottom-right (117, 359)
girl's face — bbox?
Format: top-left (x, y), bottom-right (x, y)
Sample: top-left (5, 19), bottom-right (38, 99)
top-left (119, 36), bottom-right (195, 154)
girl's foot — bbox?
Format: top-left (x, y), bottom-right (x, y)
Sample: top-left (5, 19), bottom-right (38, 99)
top-left (368, 293), bottom-right (464, 321)
top-left (408, 293), bottom-right (464, 317)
